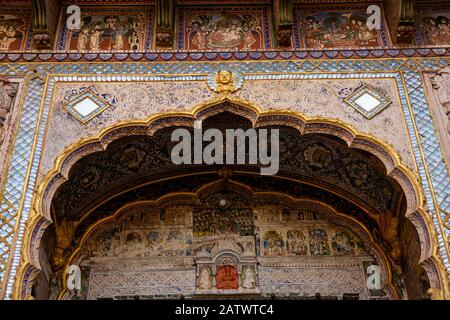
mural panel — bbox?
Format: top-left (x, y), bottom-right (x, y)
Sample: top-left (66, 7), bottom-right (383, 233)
top-left (256, 206), bottom-right (364, 257)
top-left (193, 190), bottom-right (254, 237)
top-left (294, 6), bottom-right (390, 49)
top-left (0, 8), bottom-right (31, 51)
top-left (56, 6), bottom-right (154, 51)
top-left (86, 205), bottom-right (193, 259)
top-left (416, 9), bottom-right (450, 46)
top-left (176, 6), bottom-right (273, 50)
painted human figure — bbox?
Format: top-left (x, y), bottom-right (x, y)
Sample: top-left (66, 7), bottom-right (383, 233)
top-left (112, 25), bottom-right (125, 50)
top-left (242, 27), bottom-right (256, 50)
top-left (0, 21), bottom-right (18, 50)
top-left (192, 25), bottom-right (208, 50)
top-left (198, 267), bottom-right (212, 290)
top-left (77, 27), bottom-right (90, 51)
top-left (333, 233), bottom-right (353, 254)
top-left (242, 267), bottom-right (256, 289)
top-left (90, 24), bottom-right (103, 51)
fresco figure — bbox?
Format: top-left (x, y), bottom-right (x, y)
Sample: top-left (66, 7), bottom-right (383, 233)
top-left (77, 27), bottom-right (90, 51)
top-left (419, 14), bottom-right (450, 45)
top-left (309, 229), bottom-right (330, 255)
top-left (188, 13), bottom-right (261, 50)
top-left (90, 24), bottom-right (103, 51)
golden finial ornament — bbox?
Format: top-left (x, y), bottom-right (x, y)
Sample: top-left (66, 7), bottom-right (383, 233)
top-left (215, 70), bottom-right (235, 94)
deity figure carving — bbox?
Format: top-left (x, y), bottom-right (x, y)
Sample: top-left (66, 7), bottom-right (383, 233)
top-left (216, 265), bottom-right (239, 289)
top-left (0, 77), bottom-right (18, 142)
top-left (198, 267), bottom-right (213, 290)
top-left (156, 32), bottom-right (172, 48)
top-left (303, 144), bottom-right (332, 169)
top-left (52, 219), bottom-right (77, 270)
top-left (241, 266), bottom-right (256, 289)
top-left (215, 70), bottom-right (235, 94)
top-left (90, 24), bottom-right (103, 51)
top-left (430, 68), bottom-right (450, 134)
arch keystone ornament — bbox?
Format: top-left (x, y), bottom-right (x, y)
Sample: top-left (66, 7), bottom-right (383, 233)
top-left (207, 70), bottom-right (243, 95)
top-left (13, 98), bottom-right (450, 300)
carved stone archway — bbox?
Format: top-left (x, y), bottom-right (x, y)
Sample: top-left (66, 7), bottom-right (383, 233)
top-left (14, 97), bottom-right (449, 300)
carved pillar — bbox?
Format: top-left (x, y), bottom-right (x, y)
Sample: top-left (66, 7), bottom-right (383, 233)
top-left (31, 0), bottom-right (61, 49)
top-left (273, 0), bottom-right (293, 48)
top-left (155, 0), bottom-right (174, 49)
top-left (384, 0), bottom-right (416, 46)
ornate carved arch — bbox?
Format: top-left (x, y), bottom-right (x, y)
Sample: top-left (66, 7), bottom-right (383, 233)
top-left (15, 96), bottom-right (448, 299)
top-left (53, 181), bottom-right (398, 299)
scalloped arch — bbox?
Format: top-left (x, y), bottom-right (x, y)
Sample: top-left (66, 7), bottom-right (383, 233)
top-left (15, 96), bottom-right (448, 299)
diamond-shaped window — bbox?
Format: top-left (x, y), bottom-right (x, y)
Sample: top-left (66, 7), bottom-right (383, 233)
top-left (344, 85), bottom-right (392, 119)
top-left (64, 90), bottom-right (110, 123)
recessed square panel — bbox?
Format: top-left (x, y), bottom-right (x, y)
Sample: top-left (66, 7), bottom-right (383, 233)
top-left (344, 85), bottom-right (392, 119)
top-left (64, 90), bottom-right (110, 123)
top-left (73, 97), bottom-right (101, 117)
top-left (354, 93), bottom-right (381, 112)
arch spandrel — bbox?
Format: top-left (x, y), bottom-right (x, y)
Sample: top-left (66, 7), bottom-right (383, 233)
top-left (41, 75), bottom-right (417, 182)
top-left (15, 98), bottom-right (449, 300)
